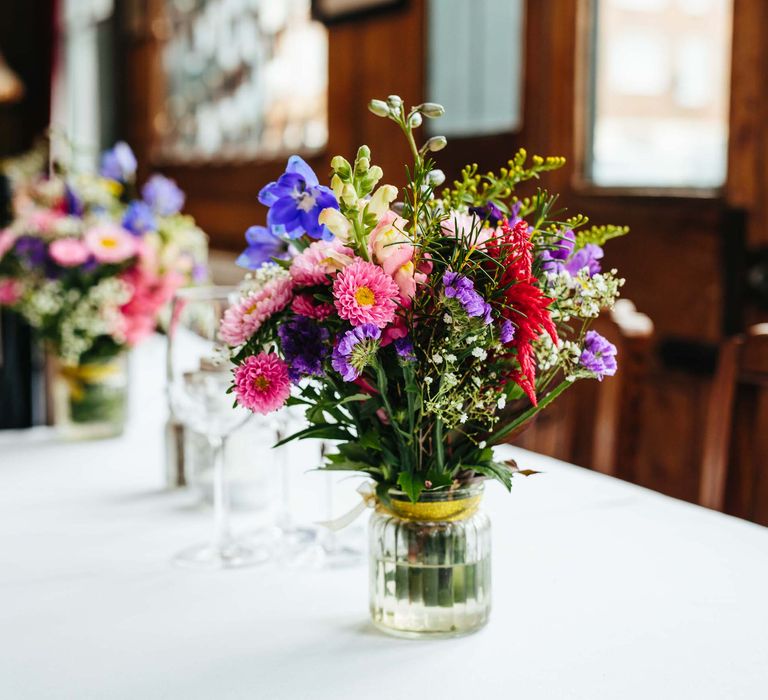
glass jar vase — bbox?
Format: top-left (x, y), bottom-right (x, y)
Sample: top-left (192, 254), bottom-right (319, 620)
top-left (50, 353), bottom-right (129, 440)
top-left (369, 482), bottom-right (491, 638)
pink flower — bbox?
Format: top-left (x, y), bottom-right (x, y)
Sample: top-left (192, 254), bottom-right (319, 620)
top-left (369, 211), bottom-right (429, 303)
top-left (289, 239), bottom-right (354, 287)
top-left (332, 259), bottom-right (399, 328)
top-left (219, 276), bottom-right (293, 346)
top-left (28, 210), bottom-right (62, 235)
top-left (84, 224), bottom-right (138, 264)
top-left (0, 228), bottom-right (17, 258)
top-left (442, 211), bottom-right (500, 249)
top-left (118, 267), bottom-right (183, 346)
top-left (49, 238), bottom-right (90, 267)
top-left (291, 293), bottom-right (334, 320)
top-left (0, 279), bottom-right (21, 305)
top-left (234, 353), bottom-right (291, 414)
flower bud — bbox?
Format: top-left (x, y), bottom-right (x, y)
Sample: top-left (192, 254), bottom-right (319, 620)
top-left (426, 169), bottom-right (446, 187)
top-left (425, 135), bottom-right (447, 152)
top-left (409, 112), bottom-right (423, 128)
top-left (368, 100), bottom-right (390, 118)
top-left (354, 157), bottom-right (370, 175)
top-left (417, 102), bottom-right (445, 118)
top-left (331, 155), bottom-right (352, 178)
top-left (387, 94), bottom-right (403, 109)
top-left (356, 144), bottom-right (371, 161)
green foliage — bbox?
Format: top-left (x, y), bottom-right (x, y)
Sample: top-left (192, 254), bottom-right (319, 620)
top-left (574, 224), bottom-right (630, 249)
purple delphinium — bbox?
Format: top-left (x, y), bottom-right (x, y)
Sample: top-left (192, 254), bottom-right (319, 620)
top-left (14, 236), bottom-right (47, 266)
top-left (499, 319), bottom-right (515, 345)
top-left (64, 185), bottom-right (84, 217)
top-left (236, 225), bottom-right (289, 270)
top-left (142, 174), bottom-right (185, 216)
top-left (122, 200), bottom-right (157, 236)
top-left (443, 270), bottom-right (493, 325)
top-left (469, 201), bottom-right (504, 227)
top-left (539, 229), bottom-right (575, 274)
top-left (579, 330), bottom-right (617, 381)
top-left (331, 324), bottom-right (381, 381)
top-left (100, 142), bottom-right (137, 182)
top-left (565, 243), bottom-right (603, 277)
top-left (394, 336), bottom-right (416, 362)
top-left (258, 155), bottom-right (339, 241)
top-left (278, 316), bottom-right (330, 382)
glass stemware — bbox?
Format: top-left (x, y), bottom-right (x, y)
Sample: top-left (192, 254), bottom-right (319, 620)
top-left (167, 286), bottom-right (269, 569)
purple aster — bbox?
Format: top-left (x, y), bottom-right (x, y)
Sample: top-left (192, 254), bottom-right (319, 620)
top-left (579, 330), bottom-right (617, 381)
top-left (142, 174), bottom-right (185, 216)
top-left (258, 155), bottom-right (339, 241)
top-left (331, 324), bottom-right (381, 381)
top-left (278, 316), bottom-right (330, 382)
top-left (499, 319), bottom-right (515, 344)
top-left (122, 200), bottom-right (157, 236)
top-left (394, 336), bottom-right (416, 362)
top-left (236, 225), bottom-right (289, 270)
top-left (14, 236), bottom-right (47, 266)
top-left (469, 201), bottom-right (504, 227)
top-left (565, 243), bottom-right (603, 277)
top-left (100, 141), bottom-right (137, 182)
top-left (443, 270), bottom-right (493, 325)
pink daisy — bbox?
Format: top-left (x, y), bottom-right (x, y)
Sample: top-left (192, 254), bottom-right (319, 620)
top-left (49, 238), bottom-right (90, 267)
top-left (289, 239), bottom-right (354, 287)
top-left (84, 224), bottom-right (138, 264)
top-left (332, 259), bottom-right (399, 328)
top-left (291, 293), bottom-right (334, 320)
top-left (219, 277), bottom-right (293, 346)
top-left (234, 353), bottom-right (291, 414)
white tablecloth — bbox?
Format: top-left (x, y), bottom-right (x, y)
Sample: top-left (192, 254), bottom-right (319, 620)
top-left (2, 337), bottom-right (768, 700)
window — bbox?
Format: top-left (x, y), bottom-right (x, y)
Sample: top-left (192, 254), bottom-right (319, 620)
top-left (586, 0), bottom-right (732, 188)
top-left (157, 0), bottom-right (328, 163)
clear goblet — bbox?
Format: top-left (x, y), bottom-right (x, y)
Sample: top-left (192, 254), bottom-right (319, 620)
top-left (167, 286), bottom-right (268, 569)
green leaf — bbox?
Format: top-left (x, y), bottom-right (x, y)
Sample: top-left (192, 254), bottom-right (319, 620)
top-left (397, 471), bottom-right (424, 503)
top-left (274, 423), bottom-right (351, 447)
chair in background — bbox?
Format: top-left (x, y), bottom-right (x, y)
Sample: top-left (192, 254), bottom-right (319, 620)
top-left (699, 324), bottom-right (768, 524)
top-left (514, 300), bottom-right (655, 479)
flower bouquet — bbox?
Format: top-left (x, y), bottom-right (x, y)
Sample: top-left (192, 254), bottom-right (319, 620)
top-left (222, 95), bottom-right (626, 637)
top-left (0, 142), bottom-right (208, 438)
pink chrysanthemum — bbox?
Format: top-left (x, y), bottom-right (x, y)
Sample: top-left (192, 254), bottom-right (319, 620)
top-left (291, 293), bottom-right (334, 320)
top-left (219, 277), bottom-right (293, 346)
top-left (289, 239), bottom-right (354, 287)
top-left (332, 259), bottom-right (399, 328)
top-left (234, 353), bottom-right (291, 414)
top-left (84, 224), bottom-right (138, 263)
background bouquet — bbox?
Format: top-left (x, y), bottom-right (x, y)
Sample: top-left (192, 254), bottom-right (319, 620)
top-left (223, 95), bottom-right (627, 504)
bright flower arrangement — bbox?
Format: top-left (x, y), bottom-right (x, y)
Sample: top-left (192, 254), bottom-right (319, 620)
top-left (0, 142), bottom-right (208, 365)
top-left (224, 95), bottom-right (627, 504)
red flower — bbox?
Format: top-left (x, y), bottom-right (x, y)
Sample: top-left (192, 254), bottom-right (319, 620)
top-left (493, 220), bottom-right (558, 406)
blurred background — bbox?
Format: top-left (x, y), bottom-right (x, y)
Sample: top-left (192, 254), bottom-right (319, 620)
top-left (2, 0), bottom-right (767, 523)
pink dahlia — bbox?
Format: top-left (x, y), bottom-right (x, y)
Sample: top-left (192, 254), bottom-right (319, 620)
top-left (291, 293), bottom-right (334, 320)
top-left (289, 239), bottom-right (354, 287)
top-left (219, 277), bottom-right (293, 346)
top-left (84, 224), bottom-right (138, 264)
top-left (49, 238), bottom-right (90, 267)
top-left (234, 353), bottom-right (291, 414)
top-left (333, 259), bottom-right (399, 328)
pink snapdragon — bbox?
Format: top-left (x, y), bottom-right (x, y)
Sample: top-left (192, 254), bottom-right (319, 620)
top-left (119, 267), bottom-right (183, 346)
top-left (289, 239), bottom-right (354, 286)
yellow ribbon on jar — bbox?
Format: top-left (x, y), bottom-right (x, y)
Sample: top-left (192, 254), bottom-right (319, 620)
top-left (377, 494), bottom-right (482, 523)
top-left (59, 361), bottom-right (121, 401)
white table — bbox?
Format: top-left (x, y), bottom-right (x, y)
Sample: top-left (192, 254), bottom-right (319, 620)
top-left (2, 338), bottom-right (768, 700)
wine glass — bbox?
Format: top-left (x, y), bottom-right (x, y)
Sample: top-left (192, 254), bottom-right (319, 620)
top-left (167, 286), bottom-right (268, 569)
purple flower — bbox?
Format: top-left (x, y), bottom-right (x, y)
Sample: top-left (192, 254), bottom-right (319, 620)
top-left (565, 243), bottom-right (603, 277)
top-left (100, 142), bottom-right (137, 182)
top-left (443, 270), bottom-right (493, 325)
top-left (122, 200), bottom-right (157, 236)
top-left (331, 324), bottom-right (381, 381)
top-left (192, 263), bottom-right (208, 283)
top-left (579, 330), bottom-right (617, 381)
top-left (394, 336), bottom-right (416, 362)
top-left (540, 229), bottom-right (575, 273)
top-left (469, 201), bottom-right (504, 227)
top-left (236, 225), bottom-right (289, 270)
top-left (499, 319), bottom-right (515, 344)
top-left (278, 316), bottom-right (330, 382)
top-left (64, 185), bottom-right (84, 217)
top-left (14, 236), bottom-right (47, 266)
top-left (258, 156), bottom-right (339, 241)
top-left (142, 174), bottom-right (185, 216)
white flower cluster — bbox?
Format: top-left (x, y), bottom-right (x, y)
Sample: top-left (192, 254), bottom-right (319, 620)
top-left (240, 262), bottom-right (290, 294)
top-left (534, 333), bottom-right (582, 378)
top-left (546, 268), bottom-right (624, 322)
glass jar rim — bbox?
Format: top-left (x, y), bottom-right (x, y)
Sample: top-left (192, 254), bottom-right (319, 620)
top-left (387, 479), bottom-right (485, 503)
